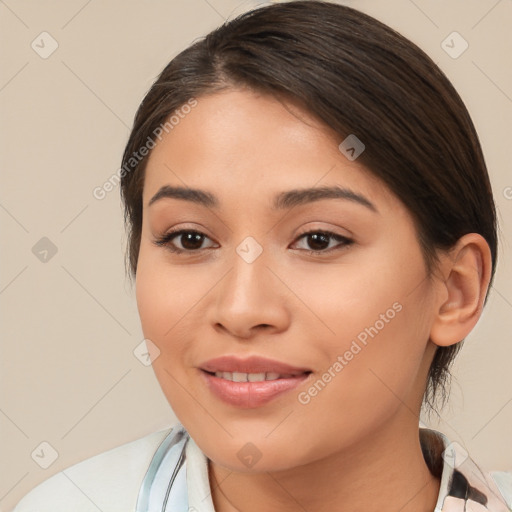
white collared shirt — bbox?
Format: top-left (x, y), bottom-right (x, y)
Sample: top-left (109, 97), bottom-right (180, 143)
top-left (12, 422), bottom-right (512, 511)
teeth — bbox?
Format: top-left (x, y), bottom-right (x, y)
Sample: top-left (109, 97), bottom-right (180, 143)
top-left (213, 371), bottom-right (292, 382)
top-left (231, 372), bottom-right (248, 382)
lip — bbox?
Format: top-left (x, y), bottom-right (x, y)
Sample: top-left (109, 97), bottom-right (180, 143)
top-left (200, 370), bottom-right (312, 408)
top-left (199, 355), bottom-right (312, 375)
top-left (198, 355), bottom-right (313, 408)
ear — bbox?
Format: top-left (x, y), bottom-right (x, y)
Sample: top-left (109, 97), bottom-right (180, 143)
top-left (429, 233), bottom-right (493, 347)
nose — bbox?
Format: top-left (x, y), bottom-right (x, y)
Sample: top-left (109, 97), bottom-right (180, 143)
top-left (208, 245), bottom-right (291, 339)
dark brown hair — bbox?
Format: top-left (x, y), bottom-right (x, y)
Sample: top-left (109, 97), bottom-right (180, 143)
top-left (119, 0), bottom-right (498, 417)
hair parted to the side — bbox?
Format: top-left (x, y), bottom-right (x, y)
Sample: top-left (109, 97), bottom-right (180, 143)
top-left (119, 0), bottom-right (498, 418)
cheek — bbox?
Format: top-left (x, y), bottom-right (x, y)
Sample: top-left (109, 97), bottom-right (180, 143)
top-left (135, 244), bottom-right (203, 341)
top-left (135, 252), bottom-right (186, 385)
top-left (285, 252), bottom-right (415, 347)
top-left (135, 253), bottom-right (200, 414)
top-left (290, 307), bottom-right (428, 458)
top-left (287, 249), bottom-right (431, 417)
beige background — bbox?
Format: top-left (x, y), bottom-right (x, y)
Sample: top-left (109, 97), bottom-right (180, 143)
top-left (1, 0), bottom-right (511, 510)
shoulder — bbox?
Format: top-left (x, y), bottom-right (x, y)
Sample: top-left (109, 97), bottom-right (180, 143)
top-left (489, 470), bottom-right (512, 510)
top-left (12, 426), bottom-right (177, 512)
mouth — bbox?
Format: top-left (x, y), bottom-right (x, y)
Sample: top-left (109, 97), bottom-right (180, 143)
top-left (199, 368), bottom-right (313, 408)
top-left (201, 370), bottom-right (312, 382)
top-left (198, 355), bottom-right (313, 407)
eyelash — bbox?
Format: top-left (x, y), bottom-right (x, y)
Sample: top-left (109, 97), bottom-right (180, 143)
top-left (152, 228), bottom-right (354, 256)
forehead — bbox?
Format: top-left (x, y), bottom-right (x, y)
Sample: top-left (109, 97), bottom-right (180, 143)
top-left (142, 88), bottom-right (395, 212)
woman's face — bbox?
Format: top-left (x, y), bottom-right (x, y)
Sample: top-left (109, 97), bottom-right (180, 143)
top-left (136, 88), bottom-right (440, 471)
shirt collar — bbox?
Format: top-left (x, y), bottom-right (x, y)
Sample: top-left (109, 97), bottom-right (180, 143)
top-left (420, 427), bottom-right (510, 511)
top-left (137, 423), bottom-right (510, 512)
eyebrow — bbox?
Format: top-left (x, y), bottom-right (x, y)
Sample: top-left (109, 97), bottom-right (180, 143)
top-left (148, 185), bottom-right (378, 213)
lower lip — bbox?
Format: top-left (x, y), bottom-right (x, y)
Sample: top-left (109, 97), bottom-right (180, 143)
top-left (200, 370), bottom-right (311, 408)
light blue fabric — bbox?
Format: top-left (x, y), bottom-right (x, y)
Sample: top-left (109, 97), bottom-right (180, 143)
top-left (136, 425), bottom-right (189, 512)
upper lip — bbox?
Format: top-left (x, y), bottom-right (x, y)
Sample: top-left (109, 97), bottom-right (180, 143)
top-left (199, 355), bottom-right (312, 375)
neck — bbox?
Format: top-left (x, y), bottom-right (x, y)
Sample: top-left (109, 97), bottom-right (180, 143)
top-left (208, 413), bottom-right (441, 512)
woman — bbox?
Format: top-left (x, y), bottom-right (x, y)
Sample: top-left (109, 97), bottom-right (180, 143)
top-left (13, 1), bottom-right (512, 511)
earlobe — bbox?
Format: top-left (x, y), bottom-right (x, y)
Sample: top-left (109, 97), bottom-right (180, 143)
top-left (429, 234), bottom-right (492, 348)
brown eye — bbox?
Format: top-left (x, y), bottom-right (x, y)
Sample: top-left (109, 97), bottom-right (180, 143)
top-left (153, 229), bottom-right (216, 254)
top-left (292, 230), bottom-right (353, 254)
top-left (174, 231), bottom-right (206, 250)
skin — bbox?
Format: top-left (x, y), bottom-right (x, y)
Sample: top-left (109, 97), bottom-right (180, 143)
top-left (135, 88), bottom-right (492, 512)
